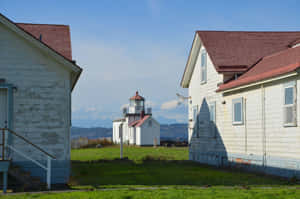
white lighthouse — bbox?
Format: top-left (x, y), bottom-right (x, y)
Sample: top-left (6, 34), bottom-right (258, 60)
top-left (113, 91), bottom-right (160, 146)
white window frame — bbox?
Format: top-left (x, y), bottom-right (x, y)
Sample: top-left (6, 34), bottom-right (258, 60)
top-left (232, 97), bottom-right (244, 125)
top-left (200, 49), bottom-right (207, 84)
top-left (283, 81), bottom-right (297, 127)
top-left (148, 120), bottom-right (152, 127)
top-left (192, 105), bottom-right (198, 137)
top-left (209, 101), bottom-right (216, 123)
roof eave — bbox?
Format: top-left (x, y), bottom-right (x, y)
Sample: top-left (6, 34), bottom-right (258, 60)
top-left (217, 71), bottom-right (299, 93)
top-left (71, 68), bottom-right (83, 91)
top-left (180, 32), bottom-right (200, 88)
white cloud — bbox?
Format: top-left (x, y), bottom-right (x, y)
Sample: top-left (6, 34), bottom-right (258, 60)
top-left (160, 97), bottom-right (188, 110)
top-left (145, 100), bottom-right (156, 108)
top-left (120, 103), bottom-right (129, 110)
top-left (161, 100), bottom-right (179, 110)
top-left (86, 107), bottom-right (96, 112)
top-left (71, 37), bottom-right (187, 125)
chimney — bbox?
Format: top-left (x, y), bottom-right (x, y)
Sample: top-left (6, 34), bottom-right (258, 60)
top-left (140, 110), bottom-right (145, 119)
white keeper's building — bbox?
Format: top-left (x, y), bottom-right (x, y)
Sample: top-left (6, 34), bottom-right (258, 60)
top-left (113, 91), bottom-right (160, 146)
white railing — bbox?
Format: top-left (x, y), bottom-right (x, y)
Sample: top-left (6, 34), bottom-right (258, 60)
top-left (1, 128), bottom-right (55, 189)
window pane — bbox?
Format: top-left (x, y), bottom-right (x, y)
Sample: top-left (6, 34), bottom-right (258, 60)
top-left (201, 52), bottom-right (206, 67)
top-left (284, 106), bottom-right (294, 124)
top-left (209, 104), bottom-right (215, 122)
top-left (193, 107), bottom-right (197, 121)
top-left (201, 51), bottom-right (207, 82)
top-left (130, 100), bottom-right (135, 106)
top-left (201, 68), bottom-right (205, 81)
top-left (234, 102), bottom-right (242, 122)
top-left (285, 87), bottom-right (294, 105)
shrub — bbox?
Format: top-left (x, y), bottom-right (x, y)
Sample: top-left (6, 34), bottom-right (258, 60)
top-left (71, 137), bottom-right (113, 149)
top-left (142, 155), bottom-right (168, 161)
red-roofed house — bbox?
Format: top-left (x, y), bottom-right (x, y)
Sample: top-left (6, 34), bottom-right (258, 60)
top-left (0, 13), bottom-right (82, 189)
top-left (113, 91), bottom-right (160, 146)
top-left (181, 30), bottom-right (300, 178)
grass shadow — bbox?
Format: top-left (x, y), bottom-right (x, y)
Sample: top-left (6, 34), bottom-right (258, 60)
top-left (69, 159), bottom-right (297, 188)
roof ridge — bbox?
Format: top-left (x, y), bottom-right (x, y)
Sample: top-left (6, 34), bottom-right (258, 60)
top-left (262, 45), bottom-right (300, 60)
top-left (196, 30), bottom-right (300, 33)
top-left (15, 22), bottom-right (69, 27)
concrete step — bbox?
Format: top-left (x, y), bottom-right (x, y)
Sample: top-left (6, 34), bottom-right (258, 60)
top-left (8, 164), bottom-right (46, 191)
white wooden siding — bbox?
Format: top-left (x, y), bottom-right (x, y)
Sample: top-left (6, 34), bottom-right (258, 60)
top-left (188, 41), bottom-right (300, 174)
top-left (0, 22), bottom-right (72, 161)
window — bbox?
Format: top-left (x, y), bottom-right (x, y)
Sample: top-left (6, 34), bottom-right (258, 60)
top-left (283, 81), bottom-right (297, 126)
top-left (136, 101), bottom-right (141, 106)
top-left (192, 106), bottom-right (198, 137)
top-left (148, 120), bottom-right (152, 127)
top-left (209, 101), bottom-right (216, 123)
top-left (200, 50), bottom-right (207, 83)
top-left (193, 106), bottom-right (198, 122)
top-left (232, 98), bottom-right (244, 125)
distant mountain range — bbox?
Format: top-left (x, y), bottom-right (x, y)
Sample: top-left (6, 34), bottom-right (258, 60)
top-left (71, 123), bottom-right (188, 141)
top-left (72, 117), bottom-right (186, 128)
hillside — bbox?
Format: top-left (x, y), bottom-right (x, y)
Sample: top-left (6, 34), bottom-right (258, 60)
top-left (71, 123), bottom-right (188, 141)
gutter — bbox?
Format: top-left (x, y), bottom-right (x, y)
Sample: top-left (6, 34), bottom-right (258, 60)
top-left (219, 72), bottom-right (298, 94)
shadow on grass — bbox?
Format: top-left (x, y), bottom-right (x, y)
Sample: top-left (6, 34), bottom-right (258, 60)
top-left (69, 159), bottom-right (296, 188)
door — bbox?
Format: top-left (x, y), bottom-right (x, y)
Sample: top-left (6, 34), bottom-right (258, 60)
top-left (0, 89), bottom-right (8, 128)
top-left (0, 89), bottom-right (7, 159)
top-left (133, 128), bottom-right (136, 145)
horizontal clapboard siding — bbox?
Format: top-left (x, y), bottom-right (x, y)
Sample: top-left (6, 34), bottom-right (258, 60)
top-left (188, 42), bottom-right (300, 178)
top-left (0, 21), bottom-right (72, 183)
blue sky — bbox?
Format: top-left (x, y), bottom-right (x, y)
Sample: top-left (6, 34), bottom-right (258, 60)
top-left (1, 0), bottom-right (300, 127)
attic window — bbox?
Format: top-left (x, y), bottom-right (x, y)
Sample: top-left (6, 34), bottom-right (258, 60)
top-left (200, 49), bottom-right (207, 84)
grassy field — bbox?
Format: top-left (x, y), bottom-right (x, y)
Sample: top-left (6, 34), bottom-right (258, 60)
top-left (71, 145), bottom-right (188, 162)
top-left (70, 159), bottom-right (289, 187)
top-left (4, 188), bottom-right (300, 199)
top-left (2, 146), bottom-right (299, 198)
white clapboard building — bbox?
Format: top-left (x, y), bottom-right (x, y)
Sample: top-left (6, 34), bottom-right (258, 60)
top-left (0, 13), bottom-right (82, 189)
top-left (113, 91), bottom-right (160, 146)
top-left (181, 30), bottom-right (300, 178)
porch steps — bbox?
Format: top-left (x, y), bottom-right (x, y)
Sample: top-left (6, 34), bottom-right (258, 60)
top-left (7, 165), bottom-right (47, 191)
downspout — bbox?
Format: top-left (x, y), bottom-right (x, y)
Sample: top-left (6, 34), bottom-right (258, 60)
top-left (261, 85), bottom-right (266, 167)
top-left (244, 98), bottom-right (247, 154)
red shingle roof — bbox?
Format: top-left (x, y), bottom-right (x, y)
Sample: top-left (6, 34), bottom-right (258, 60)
top-left (136, 115), bottom-right (150, 127)
top-left (197, 31), bottom-right (300, 72)
top-left (16, 23), bottom-right (72, 60)
top-left (217, 46), bottom-right (300, 91)
top-left (130, 91), bottom-right (145, 100)
top-left (128, 115), bottom-right (150, 127)
top-left (128, 119), bottom-right (140, 127)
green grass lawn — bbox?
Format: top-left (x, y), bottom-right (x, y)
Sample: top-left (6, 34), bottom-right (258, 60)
top-left (70, 160), bottom-right (289, 187)
top-left (4, 188), bottom-right (300, 199)
top-left (71, 145), bottom-right (188, 162)
top-left (2, 146), bottom-right (299, 198)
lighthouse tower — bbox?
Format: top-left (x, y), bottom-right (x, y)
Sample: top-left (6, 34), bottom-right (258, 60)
top-left (113, 91), bottom-right (160, 146)
top-left (128, 91), bottom-right (145, 114)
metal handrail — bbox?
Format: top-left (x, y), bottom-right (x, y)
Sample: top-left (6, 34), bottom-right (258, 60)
top-left (0, 128), bottom-right (55, 159)
top-left (0, 128), bottom-right (55, 189)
